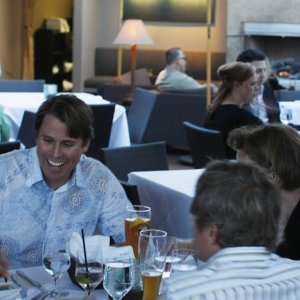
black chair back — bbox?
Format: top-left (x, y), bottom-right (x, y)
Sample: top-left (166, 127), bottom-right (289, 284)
top-left (86, 104), bottom-right (115, 160)
top-left (99, 141), bottom-right (169, 181)
top-left (17, 111), bottom-right (36, 148)
top-left (121, 181), bottom-right (141, 205)
top-left (183, 121), bottom-right (226, 168)
top-left (0, 140), bottom-right (21, 155)
top-left (0, 80), bottom-right (45, 92)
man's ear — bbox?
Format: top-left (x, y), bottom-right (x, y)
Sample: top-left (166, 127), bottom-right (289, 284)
top-left (207, 224), bottom-right (219, 245)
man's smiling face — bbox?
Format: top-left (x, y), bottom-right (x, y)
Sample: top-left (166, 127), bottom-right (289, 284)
top-left (36, 114), bottom-right (90, 189)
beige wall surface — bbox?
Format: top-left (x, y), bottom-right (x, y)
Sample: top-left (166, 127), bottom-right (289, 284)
top-left (0, 0), bottom-right (23, 79)
top-left (0, 0), bottom-right (72, 80)
top-left (73, 0), bottom-right (227, 91)
top-left (33, 0), bottom-right (73, 31)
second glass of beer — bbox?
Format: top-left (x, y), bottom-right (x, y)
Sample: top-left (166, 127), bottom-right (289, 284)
top-left (125, 205), bottom-right (151, 258)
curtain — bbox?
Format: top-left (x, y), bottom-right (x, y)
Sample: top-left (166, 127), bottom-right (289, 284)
top-left (22, 0), bottom-right (35, 79)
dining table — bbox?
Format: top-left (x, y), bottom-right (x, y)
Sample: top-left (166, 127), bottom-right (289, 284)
top-left (279, 100), bottom-right (300, 125)
top-left (128, 168), bottom-right (205, 239)
top-left (0, 92), bottom-right (130, 147)
top-left (4, 265), bottom-right (108, 299)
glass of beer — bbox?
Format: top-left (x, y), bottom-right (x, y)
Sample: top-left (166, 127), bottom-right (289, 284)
top-left (138, 229), bottom-right (167, 300)
top-left (125, 205), bottom-right (151, 258)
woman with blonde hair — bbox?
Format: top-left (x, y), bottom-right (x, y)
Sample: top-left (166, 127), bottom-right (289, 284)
top-left (228, 123), bottom-right (300, 260)
top-left (204, 61), bottom-right (262, 158)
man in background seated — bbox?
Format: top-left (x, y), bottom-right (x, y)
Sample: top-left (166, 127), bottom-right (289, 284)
top-left (236, 48), bottom-right (281, 123)
top-left (163, 160), bottom-right (300, 299)
top-left (0, 94), bottom-right (131, 269)
top-left (155, 47), bottom-right (217, 93)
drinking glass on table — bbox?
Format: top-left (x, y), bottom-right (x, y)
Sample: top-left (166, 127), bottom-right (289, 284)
top-left (139, 229), bottom-right (167, 300)
top-left (103, 255), bottom-right (134, 300)
top-left (125, 205), bottom-right (151, 258)
top-left (75, 249), bottom-right (103, 298)
top-left (170, 249), bottom-right (198, 275)
top-left (42, 238), bottom-right (71, 298)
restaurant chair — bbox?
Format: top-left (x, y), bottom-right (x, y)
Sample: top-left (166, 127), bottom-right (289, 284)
top-left (99, 141), bottom-right (169, 181)
top-left (0, 140), bottom-right (21, 155)
top-left (183, 121), bottom-right (226, 168)
top-left (0, 79), bottom-right (45, 92)
top-left (85, 104), bottom-right (115, 160)
top-left (121, 181), bottom-right (141, 205)
top-left (17, 111), bottom-right (36, 148)
top-left (127, 88), bottom-right (207, 147)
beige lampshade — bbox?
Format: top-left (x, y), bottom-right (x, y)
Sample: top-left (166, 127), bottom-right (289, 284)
top-left (114, 19), bottom-right (153, 45)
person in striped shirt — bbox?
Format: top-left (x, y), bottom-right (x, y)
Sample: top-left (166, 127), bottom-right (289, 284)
top-left (163, 160), bottom-right (300, 300)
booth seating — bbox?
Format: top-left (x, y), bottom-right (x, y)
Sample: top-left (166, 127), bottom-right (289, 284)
top-left (84, 47), bottom-right (225, 95)
top-left (127, 88), bottom-right (207, 147)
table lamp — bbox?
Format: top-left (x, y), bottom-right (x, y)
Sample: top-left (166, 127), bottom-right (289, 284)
top-left (113, 19), bottom-right (153, 94)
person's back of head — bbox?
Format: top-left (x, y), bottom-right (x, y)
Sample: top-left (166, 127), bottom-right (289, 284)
top-left (236, 48), bottom-right (266, 63)
top-left (228, 123), bottom-right (300, 191)
top-left (165, 47), bottom-right (181, 65)
top-left (35, 94), bottom-right (94, 146)
top-left (191, 159), bottom-right (280, 260)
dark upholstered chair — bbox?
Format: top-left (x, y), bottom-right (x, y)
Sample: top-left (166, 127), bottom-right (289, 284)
top-left (128, 88), bottom-right (207, 147)
top-left (99, 141), bottom-right (169, 181)
top-left (183, 121), bottom-right (226, 168)
top-left (0, 80), bottom-right (45, 92)
top-left (85, 104), bottom-right (115, 160)
top-left (17, 111), bottom-right (36, 148)
top-left (0, 140), bottom-right (21, 155)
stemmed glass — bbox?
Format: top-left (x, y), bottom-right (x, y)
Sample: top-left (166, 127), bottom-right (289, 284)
top-left (103, 256), bottom-right (134, 300)
top-left (138, 229), bottom-right (167, 300)
top-left (42, 238), bottom-right (71, 298)
top-left (75, 249), bottom-right (103, 298)
top-left (170, 249), bottom-right (198, 275)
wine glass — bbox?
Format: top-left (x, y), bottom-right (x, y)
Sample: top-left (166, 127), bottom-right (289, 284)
top-left (103, 256), bottom-right (134, 300)
top-left (138, 229), bottom-right (167, 300)
top-left (75, 249), bottom-right (103, 298)
top-left (170, 249), bottom-right (198, 275)
top-left (42, 238), bottom-right (71, 298)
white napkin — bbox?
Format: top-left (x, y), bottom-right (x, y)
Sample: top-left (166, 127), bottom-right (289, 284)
top-left (69, 232), bottom-right (110, 263)
top-left (105, 246), bottom-right (135, 261)
top-left (69, 232), bottom-right (135, 263)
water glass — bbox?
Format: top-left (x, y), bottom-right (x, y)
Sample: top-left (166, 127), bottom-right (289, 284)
top-left (170, 249), bottom-right (198, 275)
top-left (42, 238), bottom-right (71, 297)
top-left (103, 256), bottom-right (134, 300)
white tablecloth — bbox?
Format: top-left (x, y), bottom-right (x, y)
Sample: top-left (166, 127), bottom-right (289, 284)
top-left (279, 101), bottom-right (300, 125)
top-left (0, 92), bottom-right (130, 147)
top-left (5, 266), bottom-right (107, 299)
top-left (128, 169), bottom-right (205, 239)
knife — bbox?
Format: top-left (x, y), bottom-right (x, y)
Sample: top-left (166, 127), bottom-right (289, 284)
top-left (15, 270), bottom-right (49, 294)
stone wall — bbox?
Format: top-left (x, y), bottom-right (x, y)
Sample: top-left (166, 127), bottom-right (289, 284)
top-left (226, 0), bottom-right (300, 63)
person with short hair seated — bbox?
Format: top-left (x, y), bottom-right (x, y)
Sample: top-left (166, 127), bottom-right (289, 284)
top-left (163, 160), bottom-right (300, 299)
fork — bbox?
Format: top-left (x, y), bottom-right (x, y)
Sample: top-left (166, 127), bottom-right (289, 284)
top-left (31, 291), bottom-right (49, 300)
top-left (10, 274), bottom-right (28, 299)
